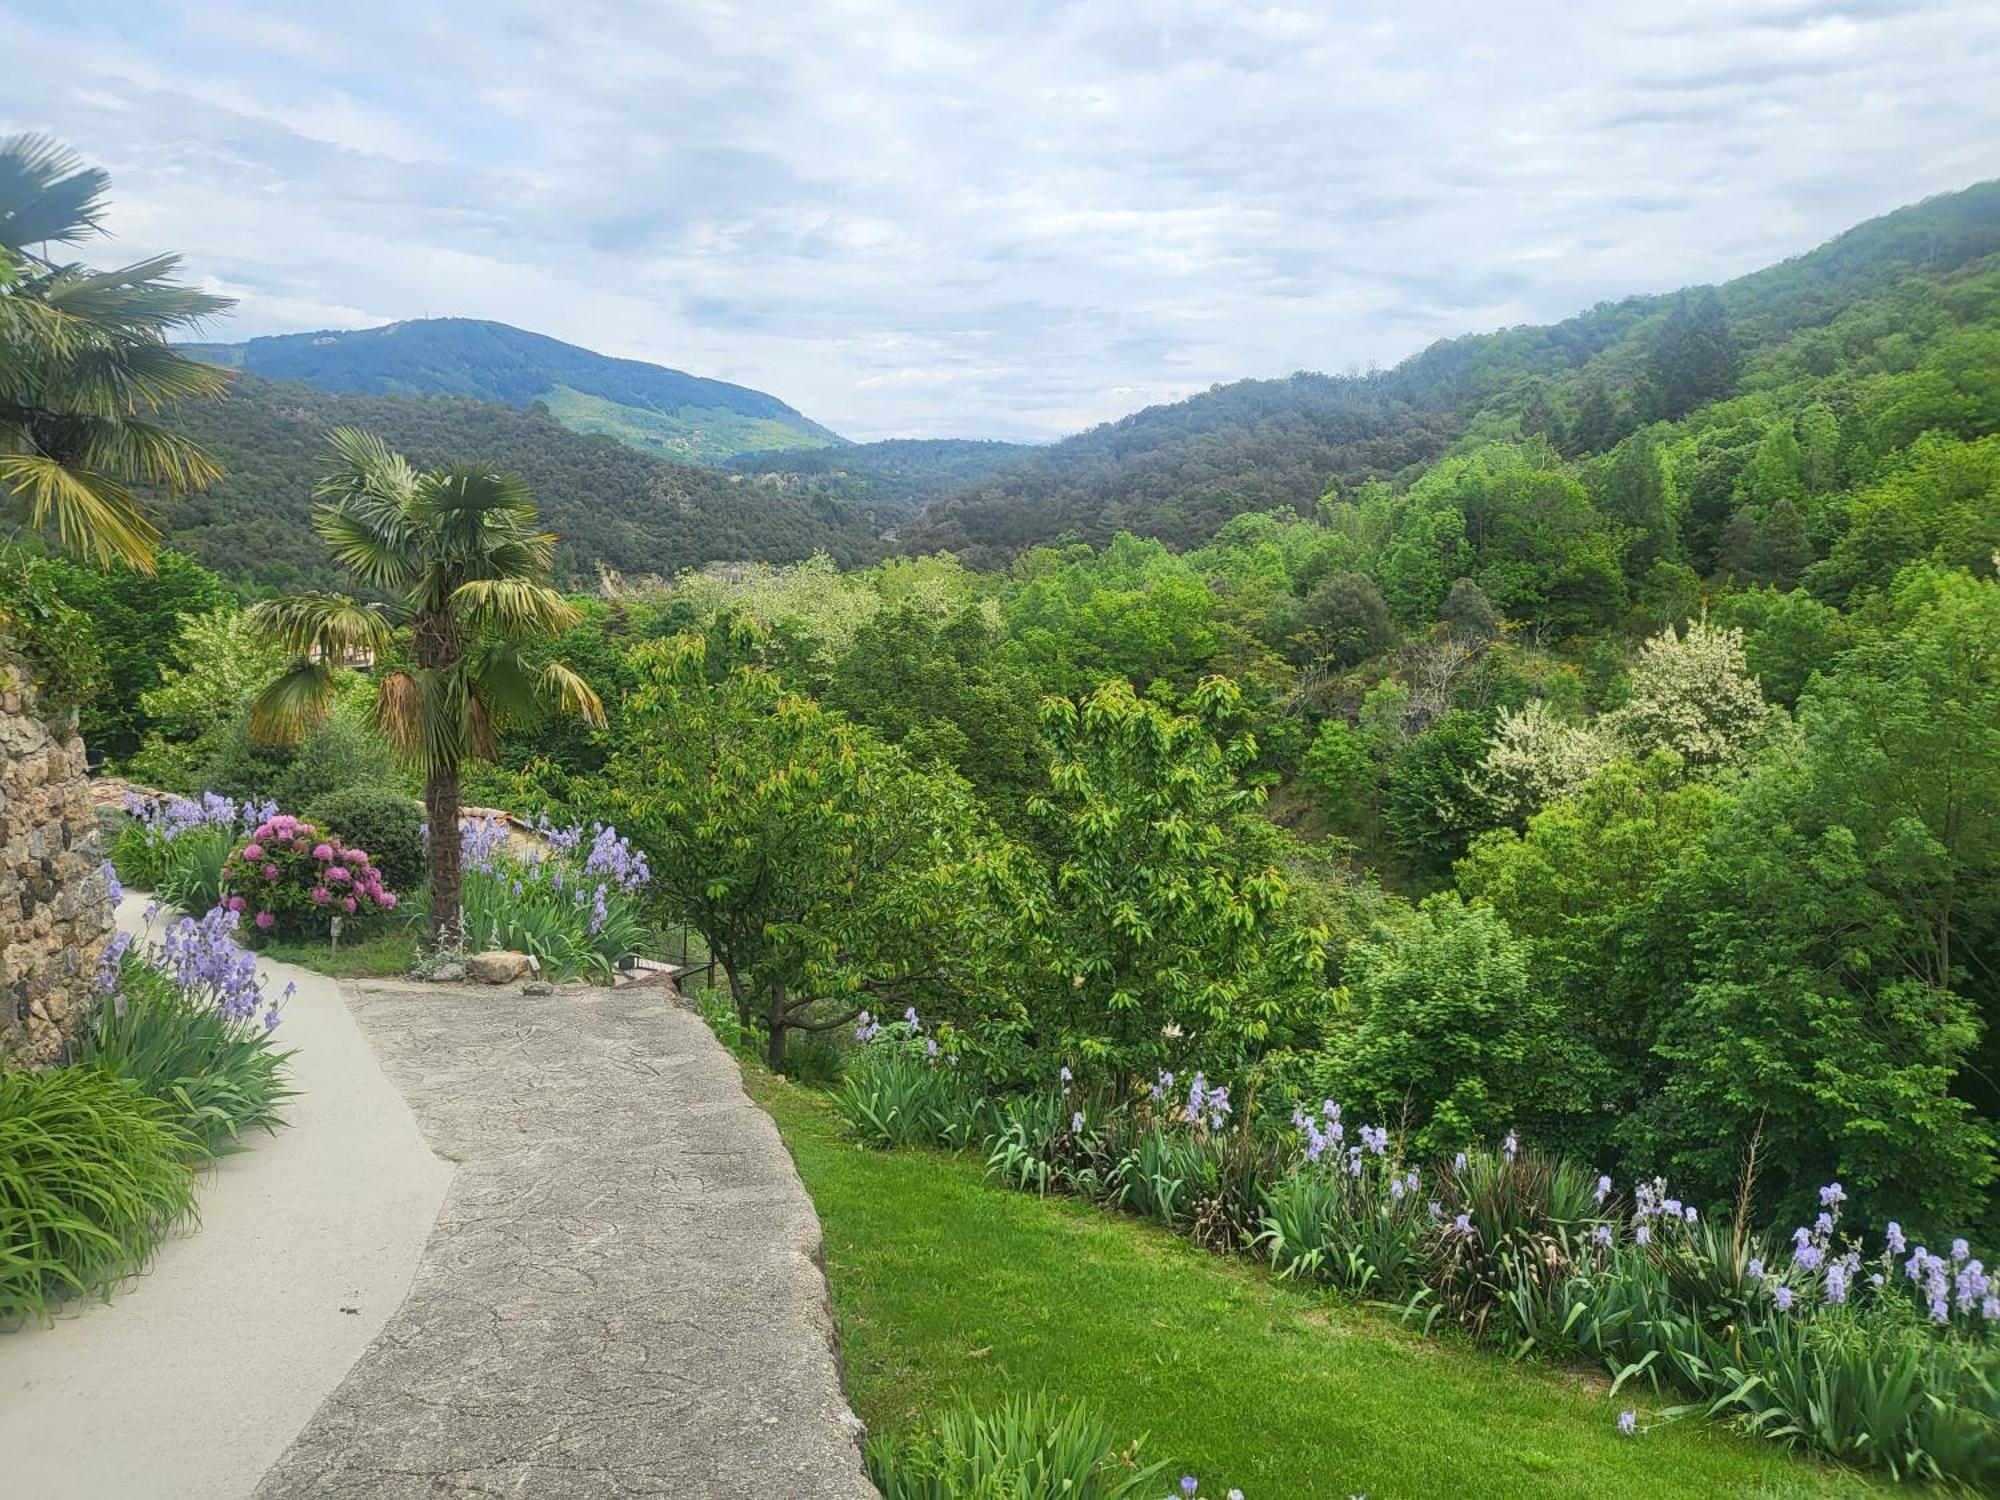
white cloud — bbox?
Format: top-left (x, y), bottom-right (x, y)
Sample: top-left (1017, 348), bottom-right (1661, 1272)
top-left (3, 0), bottom-right (1996, 441)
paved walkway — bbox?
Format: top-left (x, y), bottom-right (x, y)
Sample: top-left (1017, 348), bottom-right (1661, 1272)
top-left (0, 898), bottom-right (454, 1500)
top-left (2, 906), bottom-right (876, 1499)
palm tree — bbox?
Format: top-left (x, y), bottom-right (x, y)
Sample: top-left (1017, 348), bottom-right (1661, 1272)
top-left (0, 134), bottom-right (232, 570)
top-left (249, 429), bottom-right (604, 942)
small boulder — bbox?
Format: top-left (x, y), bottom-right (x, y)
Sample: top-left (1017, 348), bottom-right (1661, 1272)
top-left (467, 950), bottom-right (533, 985)
top-left (521, 979), bottom-right (554, 997)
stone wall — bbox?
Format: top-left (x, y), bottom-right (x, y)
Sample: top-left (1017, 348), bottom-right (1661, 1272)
top-left (0, 650), bottom-right (115, 1067)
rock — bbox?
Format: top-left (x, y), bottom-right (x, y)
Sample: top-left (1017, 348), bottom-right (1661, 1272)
top-left (467, 950), bottom-right (533, 985)
top-left (520, 980), bottom-right (553, 997)
top-left (426, 961), bottom-right (467, 983)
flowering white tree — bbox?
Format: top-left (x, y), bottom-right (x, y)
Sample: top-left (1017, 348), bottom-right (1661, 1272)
top-left (1473, 698), bottom-right (1621, 825)
top-left (1608, 617), bottom-right (1769, 769)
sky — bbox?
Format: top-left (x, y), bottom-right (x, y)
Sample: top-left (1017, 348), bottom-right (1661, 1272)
top-left (5, 1), bottom-right (1998, 443)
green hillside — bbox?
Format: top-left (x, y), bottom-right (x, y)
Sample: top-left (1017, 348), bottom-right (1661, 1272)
top-left (146, 374), bottom-right (887, 591)
top-left (181, 316), bottom-right (843, 462)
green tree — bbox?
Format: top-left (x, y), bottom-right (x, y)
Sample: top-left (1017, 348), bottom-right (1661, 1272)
top-left (1024, 676), bottom-right (1325, 1076)
top-left (0, 135), bottom-right (229, 570)
top-left (599, 626), bottom-right (1023, 1065)
top-left (1383, 709), bottom-right (1492, 875)
top-left (248, 429), bottom-right (602, 940)
top-left (1597, 431), bottom-right (1678, 571)
top-left (1296, 570), bottom-right (1398, 666)
top-left (1324, 893), bottom-right (1557, 1156)
top-left (1644, 289), bottom-right (1739, 421)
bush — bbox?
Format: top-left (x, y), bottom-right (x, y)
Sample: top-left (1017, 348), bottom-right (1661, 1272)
top-left (0, 1065), bottom-right (199, 1323)
top-left (307, 785), bottom-right (426, 892)
top-left (866, 1393), bottom-right (1169, 1500)
top-left (219, 811), bottom-right (399, 939)
top-left (79, 961), bottom-right (293, 1158)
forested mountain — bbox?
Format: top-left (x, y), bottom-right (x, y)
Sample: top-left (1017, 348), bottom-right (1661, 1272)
top-left (727, 438), bottom-right (1040, 522)
top-left (181, 317), bottom-right (843, 463)
top-left (150, 374), bottom-right (889, 591)
top-left (907, 182), bottom-right (2000, 563)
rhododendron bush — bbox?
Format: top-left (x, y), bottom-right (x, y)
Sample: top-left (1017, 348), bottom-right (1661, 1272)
top-left (218, 811), bottom-right (398, 939)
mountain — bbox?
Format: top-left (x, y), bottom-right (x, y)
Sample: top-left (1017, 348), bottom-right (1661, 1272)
top-left (726, 438), bottom-right (1040, 522)
top-left (906, 180), bottom-right (2000, 564)
top-left (180, 317), bottom-right (844, 464)
top-left (152, 374), bottom-right (889, 592)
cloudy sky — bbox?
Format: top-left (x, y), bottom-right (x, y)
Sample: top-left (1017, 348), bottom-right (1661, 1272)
top-left (5, 1), bottom-right (1997, 441)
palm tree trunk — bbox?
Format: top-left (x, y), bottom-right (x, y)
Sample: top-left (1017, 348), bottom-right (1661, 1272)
top-left (425, 762), bottom-right (463, 945)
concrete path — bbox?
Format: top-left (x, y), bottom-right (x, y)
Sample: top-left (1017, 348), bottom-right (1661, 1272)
top-left (0, 897), bottom-right (455, 1500)
top-left (253, 975), bottom-right (877, 1499)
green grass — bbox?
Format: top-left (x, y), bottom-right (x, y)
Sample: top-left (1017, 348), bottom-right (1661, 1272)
top-left (751, 1073), bottom-right (1895, 1500)
top-left (256, 927), bottom-right (415, 978)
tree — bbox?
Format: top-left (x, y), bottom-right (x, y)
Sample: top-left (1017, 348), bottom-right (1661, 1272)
top-left (1644, 289), bottom-right (1739, 421)
top-left (1440, 577), bottom-right (1498, 644)
top-left (1383, 708), bottom-right (1492, 874)
top-left (248, 429), bottom-right (603, 940)
top-left (1024, 676), bottom-right (1325, 1076)
top-left (599, 626), bottom-right (1023, 1066)
top-left (1296, 570), bottom-right (1398, 666)
top-left (1607, 617), bottom-right (1768, 770)
top-left (1597, 431), bottom-right (1679, 571)
top-left (0, 135), bottom-right (230, 570)
top-left (1472, 698), bottom-right (1621, 826)
top-left (1325, 894), bottom-right (1559, 1156)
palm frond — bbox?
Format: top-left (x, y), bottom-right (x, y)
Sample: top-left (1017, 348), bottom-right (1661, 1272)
top-left (55, 416), bottom-right (223, 491)
top-left (465, 645), bottom-right (540, 723)
top-left (0, 452), bottom-right (159, 569)
top-left (539, 660), bottom-right (606, 727)
top-left (245, 593), bottom-right (393, 662)
top-left (451, 577), bottom-right (578, 637)
top-left (48, 341), bottom-right (234, 415)
top-left (415, 463), bottom-right (536, 526)
top-left (0, 134), bottom-right (109, 250)
top-left (313, 505), bottom-right (419, 594)
top-left (40, 258), bottom-right (234, 336)
top-left (372, 669), bottom-right (425, 755)
top-left (316, 428), bottom-right (417, 509)
top-left (248, 662), bottom-right (339, 744)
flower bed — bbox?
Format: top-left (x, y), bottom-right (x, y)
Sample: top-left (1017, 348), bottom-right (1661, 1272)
top-left (113, 790), bottom-right (278, 914)
top-left (834, 1038), bottom-right (1999, 1490)
top-left (459, 814), bottom-right (650, 980)
top-left (218, 812), bottom-right (398, 939)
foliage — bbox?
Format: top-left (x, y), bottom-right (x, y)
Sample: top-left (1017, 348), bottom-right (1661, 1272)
top-left (458, 813), bottom-right (649, 980)
top-left (866, 1393), bottom-right (1169, 1500)
top-left (0, 134), bottom-right (231, 571)
top-left (137, 603), bottom-right (290, 742)
top-left (0, 547), bottom-right (105, 715)
top-left (80, 958), bottom-right (292, 1157)
top-left (599, 625), bottom-right (1024, 1065)
top-left (1473, 698), bottom-right (1622, 826)
top-left (1024, 677), bottom-right (1325, 1077)
top-left (219, 810), bottom-right (398, 940)
top-left (1382, 708), bottom-right (1492, 874)
top-left (1320, 895), bottom-right (1561, 1156)
top-left (0, 1065), bottom-right (199, 1323)
top-left (306, 784), bottom-right (426, 892)
top-left (1606, 618), bottom-right (1770, 770)
top-left (116, 789), bottom-right (276, 913)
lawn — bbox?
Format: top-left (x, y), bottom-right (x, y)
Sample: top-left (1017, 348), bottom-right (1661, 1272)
top-left (255, 927), bottom-right (416, 978)
top-left (750, 1073), bottom-right (1894, 1500)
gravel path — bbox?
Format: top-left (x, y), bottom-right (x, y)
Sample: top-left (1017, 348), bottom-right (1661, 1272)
top-left (252, 975), bottom-right (877, 1499)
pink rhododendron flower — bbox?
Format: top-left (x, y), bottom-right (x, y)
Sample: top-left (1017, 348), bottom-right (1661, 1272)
top-left (312, 843), bottom-right (333, 860)
top-left (262, 863), bottom-right (280, 880)
top-left (341, 896), bottom-right (357, 914)
top-left (345, 848), bottom-right (368, 864)
top-left (242, 843), bottom-right (265, 860)
top-left (311, 886), bottom-right (332, 905)
top-left (226, 895), bottom-right (247, 913)
top-left (254, 911), bottom-right (275, 929)
top-left (379, 892), bottom-right (398, 909)
top-left (327, 865), bottom-right (351, 884)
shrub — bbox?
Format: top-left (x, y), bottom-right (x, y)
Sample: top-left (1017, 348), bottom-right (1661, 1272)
top-left (866, 1393), bottom-right (1169, 1500)
top-left (459, 814), bottom-right (649, 980)
top-left (307, 785), bottom-right (425, 892)
top-left (0, 1065), bottom-right (199, 1323)
top-left (219, 811), bottom-right (398, 939)
top-left (79, 960), bottom-right (292, 1158)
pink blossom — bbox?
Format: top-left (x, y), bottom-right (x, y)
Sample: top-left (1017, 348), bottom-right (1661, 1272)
top-left (226, 895), bottom-right (247, 913)
top-left (379, 892), bottom-right (398, 909)
top-left (242, 843), bottom-right (265, 860)
top-left (262, 863), bottom-right (280, 880)
top-left (221, 865), bottom-right (235, 880)
top-left (311, 886), bottom-right (332, 905)
top-left (312, 843), bottom-right (333, 860)
top-left (327, 865), bottom-right (352, 884)
top-left (344, 848), bottom-right (368, 865)
top-left (254, 910), bottom-right (275, 930)
top-left (340, 895), bottom-right (358, 914)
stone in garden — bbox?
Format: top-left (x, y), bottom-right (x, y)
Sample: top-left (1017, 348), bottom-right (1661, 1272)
top-left (427, 961), bottom-right (468, 983)
top-left (467, 950), bottom-right (533, 984)
top-left (520, 979), bottom-right (554, 997)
